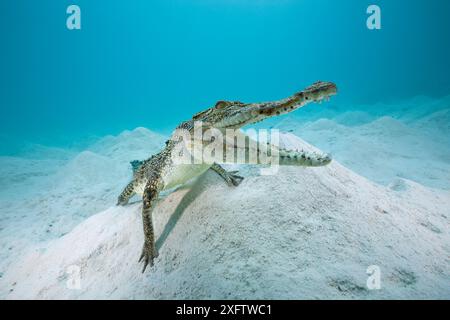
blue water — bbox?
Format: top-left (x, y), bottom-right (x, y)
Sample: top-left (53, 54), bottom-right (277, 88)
top-left (1, 0), bottom-right (450, 153)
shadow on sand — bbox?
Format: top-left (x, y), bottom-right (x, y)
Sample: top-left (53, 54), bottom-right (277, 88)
top-left (155, 172), bottom-right (214, 251)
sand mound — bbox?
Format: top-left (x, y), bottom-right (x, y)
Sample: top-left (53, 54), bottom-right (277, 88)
top-left (1, 136), bottom-right (448, 299)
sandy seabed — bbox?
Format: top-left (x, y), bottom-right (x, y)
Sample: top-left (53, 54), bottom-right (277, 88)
top-left (0, 96), bottom-right (449, 299)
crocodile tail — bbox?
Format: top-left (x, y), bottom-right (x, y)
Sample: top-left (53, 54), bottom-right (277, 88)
top-left (219, 132), bottom-right (332, 167)
top-left (130, 160), bottom-right (145, 173)
top-left (223, 144), bottom-right (332, 167)
top-left (278, 148), bottom-right (332, 167)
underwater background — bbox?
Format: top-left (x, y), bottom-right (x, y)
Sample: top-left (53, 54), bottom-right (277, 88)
top-left (1, 0), bottom-right (450, 151)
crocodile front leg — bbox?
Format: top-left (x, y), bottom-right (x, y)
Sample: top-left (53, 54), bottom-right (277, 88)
top-left (139, 175), bottom-right (163, 272)
top-left (210, 163), bottom-right (244, 186)
top-left (117, 181), bottom-right (136, 205)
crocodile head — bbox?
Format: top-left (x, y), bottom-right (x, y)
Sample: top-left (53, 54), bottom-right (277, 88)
top-left (193, 81), bottom-right (337, 129)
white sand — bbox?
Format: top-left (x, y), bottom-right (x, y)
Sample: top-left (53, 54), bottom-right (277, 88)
top-left (0, 133), bottom-right (448, 299)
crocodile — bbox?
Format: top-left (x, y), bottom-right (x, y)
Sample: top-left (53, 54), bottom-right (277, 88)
top-left (117, 81), bottom-right (338, 272)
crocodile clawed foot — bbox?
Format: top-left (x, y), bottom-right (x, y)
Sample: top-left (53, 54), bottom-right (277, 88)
top-left (139, 241), bottom-right (159, 273)
top-left (227, 171), bottom-right (244, 187)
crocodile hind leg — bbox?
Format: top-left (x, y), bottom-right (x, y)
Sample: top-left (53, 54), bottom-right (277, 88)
top-left (117, 181), bottom-right (136, 205)
top-left (210, 163), bottom-right (244, 186)
top-left (139, 175), bottom-right (163, 272)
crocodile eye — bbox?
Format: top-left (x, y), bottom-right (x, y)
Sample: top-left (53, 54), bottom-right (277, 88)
top-left (215, 101), bottom-right (231, 109)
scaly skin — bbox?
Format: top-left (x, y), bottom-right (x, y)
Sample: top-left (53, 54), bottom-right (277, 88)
top-left (117, 81), bottom-right (337, 272)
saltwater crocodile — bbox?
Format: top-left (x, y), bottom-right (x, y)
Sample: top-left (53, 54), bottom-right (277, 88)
top-left (117, 81), bottom-right (337, 271)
